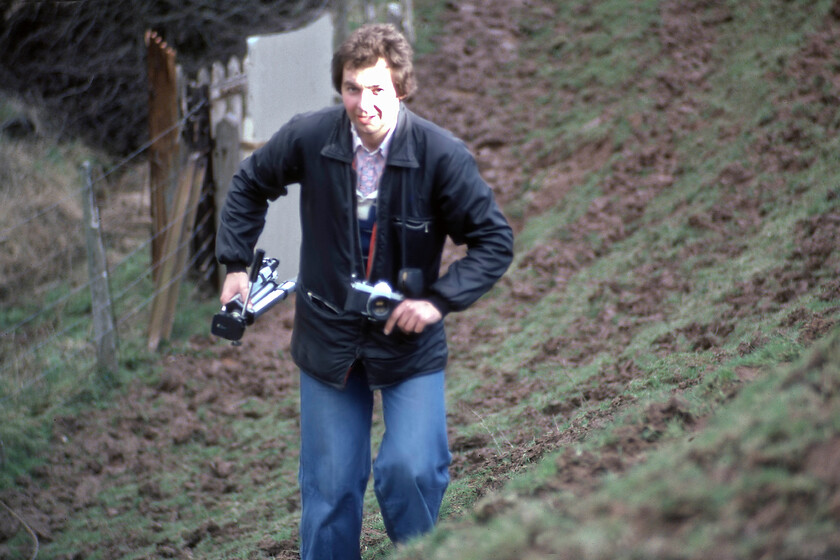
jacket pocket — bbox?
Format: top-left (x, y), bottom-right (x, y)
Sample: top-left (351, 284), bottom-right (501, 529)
top-left (393, 216), bottom-right (432, 233)
top-left (303, 288), bottom-right (343, 316)
top-left (391, 216), bottom-right (437, 269)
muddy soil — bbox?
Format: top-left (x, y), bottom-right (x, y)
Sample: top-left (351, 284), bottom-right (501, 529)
top-left (2, 0), bottom-right (840, 558)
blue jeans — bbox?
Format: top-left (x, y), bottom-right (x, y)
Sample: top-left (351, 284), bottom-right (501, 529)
top-left (298, 368), bottom-right (451, 560)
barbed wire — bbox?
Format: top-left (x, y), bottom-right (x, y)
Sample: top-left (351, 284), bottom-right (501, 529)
top-left (0, 190), bottom-right (207, 399)
top-left (0, 186), bottom-right (87, 245)
top-left (1, 313), bottom-right (94, 399)
top-left (96, 99), bottom-right (208, 184)
top-left (0, 281), bottom-right (89, 342)
top-left (0, 98), bottom-right (207, 244)
top-left (1, 252), bottom-right (83, 298)
top-left (116, 233), bottom-right (207, 330)
top-left (110, 198), bottom-right (207, 308)
top-left (1, 235), bottom-right (207, 404)
top-left (0, 168), bottom-right (204, 340)
top-left (1, 268), bottom-right (202, 408)
top-left (0, 93), bottom-right (211, 404)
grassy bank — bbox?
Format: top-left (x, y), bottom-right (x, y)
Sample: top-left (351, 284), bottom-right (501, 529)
top-left (395, 0), bottom-right (840, 558)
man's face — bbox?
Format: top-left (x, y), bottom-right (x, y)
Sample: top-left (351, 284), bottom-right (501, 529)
top-left (341, 57), bottom-right (401, 150)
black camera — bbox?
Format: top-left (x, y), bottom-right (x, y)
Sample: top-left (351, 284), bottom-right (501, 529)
top-left (343, 268), bottom-right (423, 321)
top-left (211, 249), bottom-right (296, 343)
top-left (344, 280), bottom-right (405, 321)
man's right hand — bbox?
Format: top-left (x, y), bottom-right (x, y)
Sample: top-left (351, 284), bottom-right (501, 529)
top-left (220, 271), bottom-right (250, 307)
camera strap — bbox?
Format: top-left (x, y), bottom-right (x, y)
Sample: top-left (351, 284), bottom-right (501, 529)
top-left (361, 174), bottom-right (408, 281)
top-left (354, 166), bottom-right (410, 283)
top-left (366, 221), bottom-right (377, 280)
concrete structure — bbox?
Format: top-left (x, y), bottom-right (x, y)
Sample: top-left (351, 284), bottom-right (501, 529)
top-left (244, 13), bottom-right (335, 281)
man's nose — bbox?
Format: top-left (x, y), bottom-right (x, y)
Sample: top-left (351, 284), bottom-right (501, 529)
top-left (360, 89), bottom-right (377, 113)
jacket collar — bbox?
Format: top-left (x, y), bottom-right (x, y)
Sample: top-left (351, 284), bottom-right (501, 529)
top-left (321, 104), bottom-right (419, 169)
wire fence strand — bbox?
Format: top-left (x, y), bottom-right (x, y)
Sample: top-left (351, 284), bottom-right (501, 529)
top-left (0, 99), bottom-right (206, 244)
top-left (1, 95), bottom-right (213, 405)
top-left (0, 179), bottom-right (208, 395)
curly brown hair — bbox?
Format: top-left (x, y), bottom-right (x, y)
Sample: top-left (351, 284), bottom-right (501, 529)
top-left (331, 23), bottom-right (416, 99)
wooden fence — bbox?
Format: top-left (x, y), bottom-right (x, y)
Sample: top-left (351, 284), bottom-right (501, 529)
top-left (145, 31), bottom-right (249, 350)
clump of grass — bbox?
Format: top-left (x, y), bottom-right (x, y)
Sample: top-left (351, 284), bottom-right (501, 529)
top-left (0, 134), bottom-right (88, 303)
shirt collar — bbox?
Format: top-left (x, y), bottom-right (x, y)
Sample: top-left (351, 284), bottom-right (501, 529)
top-left (351, 118), bottom-right (397, 160)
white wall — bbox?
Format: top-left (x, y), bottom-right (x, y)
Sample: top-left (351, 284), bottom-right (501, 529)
top-left (244, 13), bottom-right (336, 282)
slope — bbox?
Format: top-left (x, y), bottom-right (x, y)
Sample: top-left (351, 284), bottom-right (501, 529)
top-left (1, 0), bottom-right (839, 559)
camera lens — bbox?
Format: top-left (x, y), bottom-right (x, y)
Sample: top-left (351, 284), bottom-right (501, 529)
top-left (367, 295), bottom-right (393, 321)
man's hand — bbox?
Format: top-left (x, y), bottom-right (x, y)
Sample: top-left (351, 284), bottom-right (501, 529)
top-left (384, 299), bottom-right (443, 335)
top-left (220, 271), bottom-right (250, 307)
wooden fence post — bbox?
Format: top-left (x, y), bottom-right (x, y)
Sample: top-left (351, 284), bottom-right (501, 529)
top-left (81, 161), bottom-right (119, 375)
top-left (146, 30), bottom-right (180, 280)
top-left (209, 56), bottom-right (246, 288)
top-left (147, 153), bottom-right (207, 350)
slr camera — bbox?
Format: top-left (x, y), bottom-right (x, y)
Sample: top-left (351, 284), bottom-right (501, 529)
top-left (211, 249), bottom-right (296, 343)
top-left (344, 280), bottom-right (405, 321)
top-left (343, 268), bottom-right (423, 321)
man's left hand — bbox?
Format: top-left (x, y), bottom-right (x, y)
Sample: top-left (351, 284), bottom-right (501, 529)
top-left (384, 299), bottom-right (443, 335)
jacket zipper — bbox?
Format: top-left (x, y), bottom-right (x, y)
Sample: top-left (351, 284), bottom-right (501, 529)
top-left (394, 217), bottom-right (431, 233)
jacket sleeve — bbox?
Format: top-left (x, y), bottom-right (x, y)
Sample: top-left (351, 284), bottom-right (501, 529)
top-left (427, 144), bottom-right (514, 314)
top-left (215, 122), bottom-right (301, 272)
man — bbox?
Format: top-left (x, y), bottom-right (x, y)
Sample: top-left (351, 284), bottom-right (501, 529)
top-left (216, 23), bottom-right (513, 559)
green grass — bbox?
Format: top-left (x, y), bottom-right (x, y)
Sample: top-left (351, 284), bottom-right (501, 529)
top-left (0, 237), bottom-right (219, 488)
top-left (387, 0), bottom-right (840, 557)
top-left (396, 327), bottom-right (840, 560)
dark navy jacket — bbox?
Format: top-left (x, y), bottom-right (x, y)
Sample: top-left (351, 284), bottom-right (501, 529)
top-left (216, 103), bottom-right (513, 388)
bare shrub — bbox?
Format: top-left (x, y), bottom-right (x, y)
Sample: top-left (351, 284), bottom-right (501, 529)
top-left (0, 0), bottom-right (325, 155)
